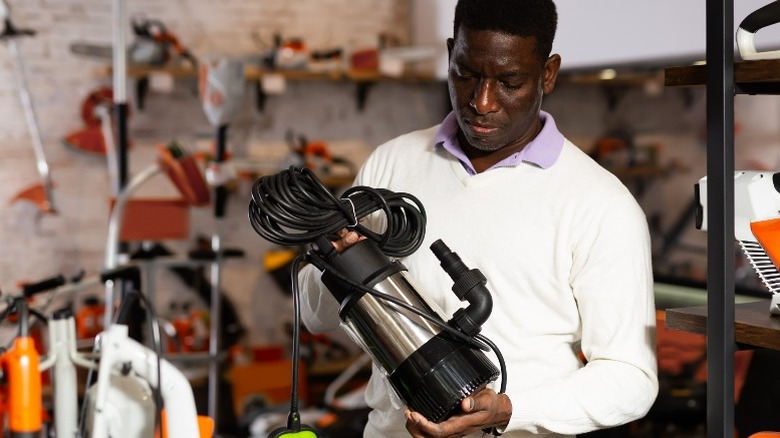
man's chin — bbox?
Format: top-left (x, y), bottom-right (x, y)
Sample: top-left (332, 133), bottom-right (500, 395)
top-left (466, 138), bottom-right (505, 153)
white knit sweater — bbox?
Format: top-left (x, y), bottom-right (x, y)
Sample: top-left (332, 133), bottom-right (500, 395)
top-left (300, 125), bottom-right (658, 437)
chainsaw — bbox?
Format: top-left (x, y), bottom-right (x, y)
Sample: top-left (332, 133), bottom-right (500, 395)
top-left (695, 170), bottom-right (780, 315)
top-left (70, 16), bottom-right (196, 67)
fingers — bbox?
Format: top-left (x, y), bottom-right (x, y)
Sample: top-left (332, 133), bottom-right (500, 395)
top-left (340, 230), bottom-right (361, 244)
top-left (463, 388), bottom-right (496, 413)
top-left (404, 389), bottom-right (507, 438)
top-left (404, 410), bottom-right (427, 438)
top-left (461, 395), bottom-right (476, 413)
top-left (404, 406), bottom-right (484, 438)
top-left (331, 229), bottom-right (363, 252)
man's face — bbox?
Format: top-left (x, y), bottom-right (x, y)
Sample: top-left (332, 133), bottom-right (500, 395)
top-left (447, 28), bottom-right (560, 153)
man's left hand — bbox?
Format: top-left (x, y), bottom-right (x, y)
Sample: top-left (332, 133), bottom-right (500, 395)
top-left (404, 388), bottom-right (512, 438)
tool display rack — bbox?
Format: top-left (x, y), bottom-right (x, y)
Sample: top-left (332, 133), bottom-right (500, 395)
top-left (664, 0), bottom-right (780, 436)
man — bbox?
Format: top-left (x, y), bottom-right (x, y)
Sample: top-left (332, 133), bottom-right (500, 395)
top-left (300, 0), bottom-right (658, 436)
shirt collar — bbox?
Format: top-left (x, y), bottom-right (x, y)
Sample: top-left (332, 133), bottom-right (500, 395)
top-left (433, 110), bottom-right (564, 174)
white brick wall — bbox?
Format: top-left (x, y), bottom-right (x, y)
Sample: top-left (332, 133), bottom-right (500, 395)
top-left (0, 0), bottom-right (433, 346)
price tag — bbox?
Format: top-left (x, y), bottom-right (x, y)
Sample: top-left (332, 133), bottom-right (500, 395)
top-left (149, 72), bottom-right (175, 93)
top-left (261, 73), bottom-right (287, 95)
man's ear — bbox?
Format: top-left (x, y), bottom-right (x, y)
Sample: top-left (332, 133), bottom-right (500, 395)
top-left (447, 38), bottom-right (454, 62)
top-left (542, 54), bottom-right (561, 95)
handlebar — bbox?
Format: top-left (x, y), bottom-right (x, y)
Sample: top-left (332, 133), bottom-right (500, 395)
top-left (21, 274), bottom-right (66, 298)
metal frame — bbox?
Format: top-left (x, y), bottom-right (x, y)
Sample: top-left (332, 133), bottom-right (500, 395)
top-left (706, 0), bottom-right (736, 436)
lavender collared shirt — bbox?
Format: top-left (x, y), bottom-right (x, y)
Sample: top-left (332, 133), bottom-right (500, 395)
top-left (433, 110), bottom-right (565, 175)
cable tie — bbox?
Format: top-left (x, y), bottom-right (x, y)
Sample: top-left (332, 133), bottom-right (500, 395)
top-left (342, 197), bottom-right (358, 227)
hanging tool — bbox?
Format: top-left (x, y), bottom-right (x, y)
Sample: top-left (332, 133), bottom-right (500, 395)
top-left (695, 170), bottom-right (780, 315)
top-left (284, 130), bottom-right (356, 177)
top-left (62, 87), bottom-right (134, 160)
top-left (1, 0), bottom-right (56, 214)
top-left (70, 15), bottom-right (196, 68)
top-left (129, 16), bottom-right (197, 67)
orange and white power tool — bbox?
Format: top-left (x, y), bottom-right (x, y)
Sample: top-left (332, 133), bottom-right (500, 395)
top-left (0, 298), bottom-right (43, 438)
top-left (695, 170), bottom-right (780, 315)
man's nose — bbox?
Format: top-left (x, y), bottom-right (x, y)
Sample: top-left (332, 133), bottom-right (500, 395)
top-left (469, 79), bottom-right (500, 114)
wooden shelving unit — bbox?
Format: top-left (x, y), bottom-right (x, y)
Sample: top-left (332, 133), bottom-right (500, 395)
top-left (662, 2), bottom-right (780, 436)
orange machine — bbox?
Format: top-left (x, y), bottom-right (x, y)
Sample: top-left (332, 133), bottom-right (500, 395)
top-left (0, 299), bottom-right (43, 437)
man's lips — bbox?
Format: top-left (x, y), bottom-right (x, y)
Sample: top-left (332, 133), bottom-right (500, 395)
top-left (466, 121), bottom-right (498, 134)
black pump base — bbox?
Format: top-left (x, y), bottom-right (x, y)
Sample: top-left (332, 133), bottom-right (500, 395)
top-left (389, 333), bottom-right (500, 423)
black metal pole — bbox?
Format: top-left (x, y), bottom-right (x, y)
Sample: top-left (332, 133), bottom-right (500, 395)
top-left (115, 103), bottom-right (129, 189)
top-left (706, 0), bottom-right (735, 436)
top-left (112, 0), bottom-right (128, 193)
top-left (214, 124), bottom-right (228, 219)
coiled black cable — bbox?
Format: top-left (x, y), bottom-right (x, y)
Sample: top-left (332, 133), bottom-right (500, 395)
top-left (248, 166), bottom-right (427, 257)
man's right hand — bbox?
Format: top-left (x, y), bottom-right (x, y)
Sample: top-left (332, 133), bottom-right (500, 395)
top-left (332, 229), bottom-right (365, 252)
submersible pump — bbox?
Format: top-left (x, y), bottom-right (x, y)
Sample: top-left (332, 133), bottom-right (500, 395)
top-left (248, 167), bottom-right (503, 423)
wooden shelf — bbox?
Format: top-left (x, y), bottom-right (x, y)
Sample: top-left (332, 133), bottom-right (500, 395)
top-left (95, 63), bottom-right (438, 111)
top-left (95, 63), bottom-right (437, 83)
top-left (665, 59), bottom-right (780, 87)
top-left (94, 64), bottom-right (198, 78)
top-left (245, 65), bottom-right (437, 83)
top-left (559, 70), bottom-right (663, 87)
top-left (665, 299), bottom-right (780, 350)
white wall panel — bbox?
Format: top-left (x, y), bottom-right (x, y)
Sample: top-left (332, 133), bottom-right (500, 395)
top-left (412, 0), bottom-right (780, 78)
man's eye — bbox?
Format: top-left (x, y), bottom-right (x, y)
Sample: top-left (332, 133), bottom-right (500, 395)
top-left (502, 81), bottom-right (522, 90)
top-left (452, 67), bottom-right (474, 80)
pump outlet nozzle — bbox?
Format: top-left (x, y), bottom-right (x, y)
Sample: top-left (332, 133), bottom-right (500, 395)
top-left (430, 239), bottom-right (493, 336)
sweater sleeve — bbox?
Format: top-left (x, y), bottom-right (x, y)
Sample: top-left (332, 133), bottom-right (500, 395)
top-left (299, 263), bottom-right (342, 333)
top-left (504, 192), bottom-right (659, 435)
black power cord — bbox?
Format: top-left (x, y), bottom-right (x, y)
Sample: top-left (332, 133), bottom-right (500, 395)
top-left (249, 166), bottom-right (426, 257)
top-left (266, 255), bottom-right (318, 438)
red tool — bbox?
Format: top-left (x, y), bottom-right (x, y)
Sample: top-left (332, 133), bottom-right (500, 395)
top-left (130, 17), bottom-right (197, 67)
top-left (62, 87), bottom-right (133, 156)
top-left (2, 0), bottom-right (56, 214)
top-left (167, 302), bottom-right (209, 353)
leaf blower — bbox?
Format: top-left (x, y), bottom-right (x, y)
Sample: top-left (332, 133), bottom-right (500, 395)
top-left (248, 167), bottom-right (504, 431)
top-left (695, 170), bottom-right (780, 315)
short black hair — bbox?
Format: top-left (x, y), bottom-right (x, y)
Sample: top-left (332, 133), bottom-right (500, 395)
top-left (453, 0), bottom-right (558, 61)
